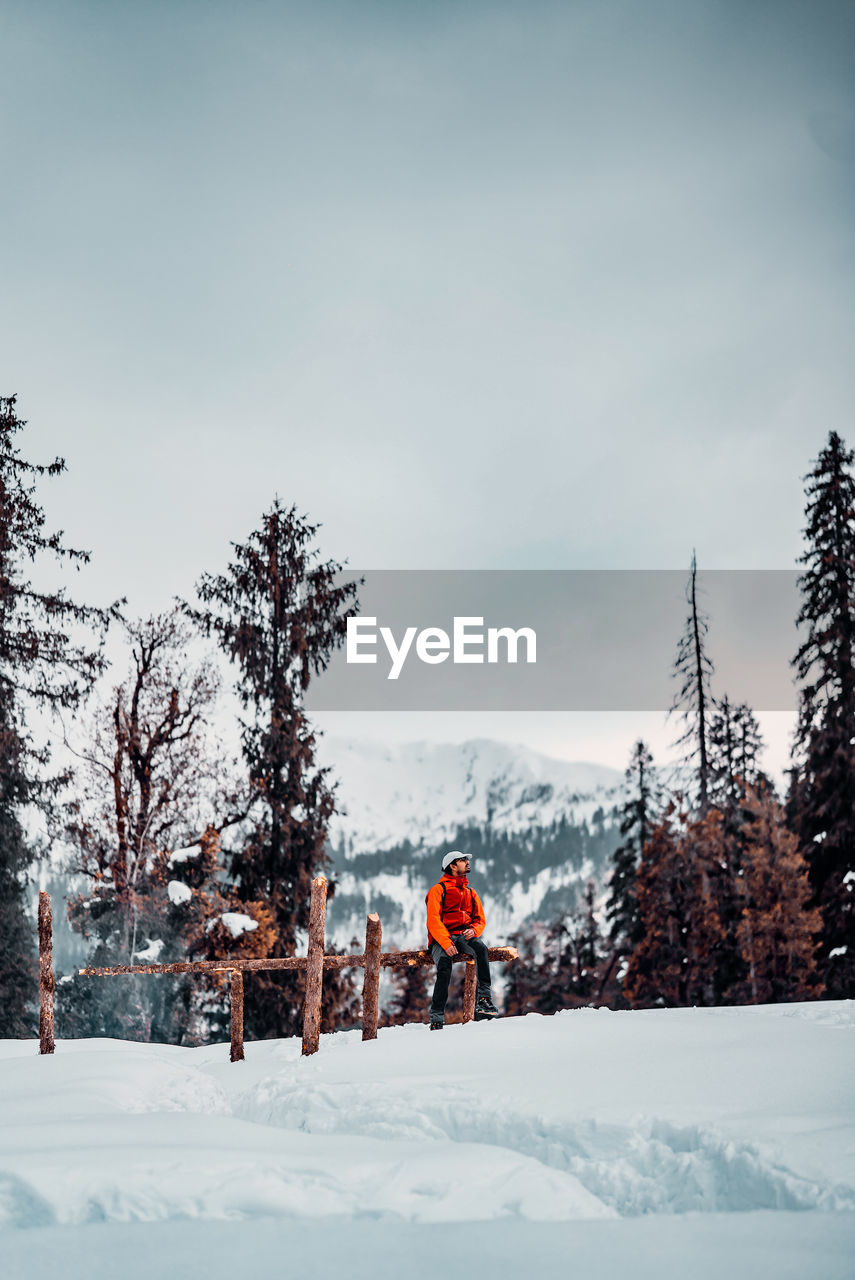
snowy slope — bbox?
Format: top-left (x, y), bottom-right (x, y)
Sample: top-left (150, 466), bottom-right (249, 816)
top-left (320, 737), bottom-right (622, 854)
top-left (1, 1002), bottom-right (854, 1278)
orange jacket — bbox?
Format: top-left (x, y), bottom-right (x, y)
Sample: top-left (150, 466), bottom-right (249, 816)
top-left (425, 874), bottom-right (486, 951)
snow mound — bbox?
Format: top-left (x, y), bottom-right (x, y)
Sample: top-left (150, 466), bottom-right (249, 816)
top-left (217, 912), bottom-right (258, 939)
top-left (167, 880), bottom-right (192, 905)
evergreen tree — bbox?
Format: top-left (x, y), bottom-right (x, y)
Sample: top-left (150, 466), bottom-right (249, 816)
top-left (0, 744), bottom-right (37, 1036)
top-left (538, 881), bottom-right (606, 1010)
top-left (158, 826), bottom-right (278, 1043)
top-left (732, 785), bottom-right (822, 1004)
top-left (0, 396), bottom-right (112, 1036)
top-left (708, 697), bottom-right (767, 819)
top-left (706, 697), bottom-right (768, 1001)
top-left (606, 740), bottom-right (660, 960)
top-left (503, 923), bottom-right (544, 1016)
top-left (509, 884), bottom-right (611, 1015)
top-left (788, 431), bottom-right (855, 997)
top-left (186, 500), bottom-right (359, 1039)
top-left (670, 552), bottom-right (714, 815)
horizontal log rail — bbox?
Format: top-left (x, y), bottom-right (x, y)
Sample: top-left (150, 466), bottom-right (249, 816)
top-left (78, 946), bottom-right (518, 977)
top-left (39, 878), bottom-right (518, 1061)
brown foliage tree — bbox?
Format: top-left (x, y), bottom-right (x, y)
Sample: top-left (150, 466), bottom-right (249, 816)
top-left (62, 612), bottom-right (250, 1041)
top-left (732, 785), bottom-right (822, 1004)
top-left (623, 804), bottom-right (726, 1008)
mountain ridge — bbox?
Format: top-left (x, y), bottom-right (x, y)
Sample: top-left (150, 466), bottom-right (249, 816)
top-left (319, 735), bottom-right (623, 856)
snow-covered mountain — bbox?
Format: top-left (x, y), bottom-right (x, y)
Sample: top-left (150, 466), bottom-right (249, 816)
top-left (316, 737), bottom-right (624, 947)
top-left (321, 737), bottom-right (621, 853)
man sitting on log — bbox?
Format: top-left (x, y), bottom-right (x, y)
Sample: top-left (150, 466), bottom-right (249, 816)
top-left (425, 850), bottom-right (500, 1029)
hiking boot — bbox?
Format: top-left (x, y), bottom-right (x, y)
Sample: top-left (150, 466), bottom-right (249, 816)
top-left (474, 995), bottom-right (499, 1020)
top-left (429, 1018), bottom-right (444, 1031)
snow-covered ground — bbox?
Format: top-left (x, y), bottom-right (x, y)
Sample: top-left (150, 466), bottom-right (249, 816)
top-left (1, 1001), bottom-right (854, 1278)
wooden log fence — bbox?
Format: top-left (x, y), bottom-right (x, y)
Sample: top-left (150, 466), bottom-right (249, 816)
top-left (37, 877), bottom-right (517, 1060)
top-left (38, 891), bottom-right (55, 1056)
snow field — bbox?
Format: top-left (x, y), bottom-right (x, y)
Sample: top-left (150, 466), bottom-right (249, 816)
top-left (1, 1001), bottom-right (854, 1277)
top-left (4, 1214), bottom-right (855, 1280)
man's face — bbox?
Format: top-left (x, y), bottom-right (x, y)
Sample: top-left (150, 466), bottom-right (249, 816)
top-left (451, 857), bottom-right (470, 876)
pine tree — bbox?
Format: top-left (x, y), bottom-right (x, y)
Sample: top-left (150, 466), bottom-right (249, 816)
top-left (517, 883), bottom-right (609, 1014)
top-left (186, 828), bottom-right (279, 1043)
top-left (606, 740), bottom-right (660, 961)
top-left (729, 785), bottom-right (822, 1004)
top-left (0, 752), bottom-right (37, 1036)
top-left (708, 697), bottom-right (767, 819)
top-left (0, 396), bottom-right (112, 1036)
top-left (186, 500), bottom-right (359, 1039)
top-left (545, 882), bottom-right (605, 1009)
top-left (706, 697), bottom-right (768, 1001)
top-left (788, 431), bottom-right (855, 997)
top-left (670, 552), bottom-right (714, 815)
top-left (503, 923), bottom-right (544, 1016)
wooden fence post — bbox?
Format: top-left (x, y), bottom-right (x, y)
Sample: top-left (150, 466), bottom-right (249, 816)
top-left (462, 959), bottom-right (477, 1023)
top-left (230, 968), bottom-right (245, 1062)
top-left (361, 913), bottom-right (382, 1041)
top-left (38, 891), bottom-right (55, 1055)
top-left (301, 876), bottom-right (327, 1056)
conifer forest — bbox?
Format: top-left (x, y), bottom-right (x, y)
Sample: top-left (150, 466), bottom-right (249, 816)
top-left (1, 394), bottom-right (853, 1043)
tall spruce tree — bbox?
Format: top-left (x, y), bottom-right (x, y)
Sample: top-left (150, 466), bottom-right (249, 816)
top-left (708, 697), bottom-right (767, 819)
top-left (670, 552), bottom-right (714, 814)
top-left (606, 740), bottom-right (660, 961)
top-left (788, 431), bottom-right (855, 997)
top-left (186, 500), bottom-right (359, 1039)
top-left (706, 697), bottom-right (768, 1001)
top-left (0, 396), bottom-right (112, 1036)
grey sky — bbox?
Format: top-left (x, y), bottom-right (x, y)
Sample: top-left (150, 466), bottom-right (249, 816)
top-left (3, 0), bottom-right (854, 774)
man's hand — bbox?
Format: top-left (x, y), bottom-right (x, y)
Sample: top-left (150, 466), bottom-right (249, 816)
top-left (461, 928), bottom-right (476, 940)
top-left (445, 944), bottom-right (458, 956)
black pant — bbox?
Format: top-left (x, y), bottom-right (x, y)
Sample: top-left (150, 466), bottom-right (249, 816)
top-left (429, 935), bottom-right (491, 1020)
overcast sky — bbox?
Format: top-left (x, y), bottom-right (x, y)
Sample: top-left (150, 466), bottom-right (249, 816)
top-left (3, 0), bottom-right (854, 776)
